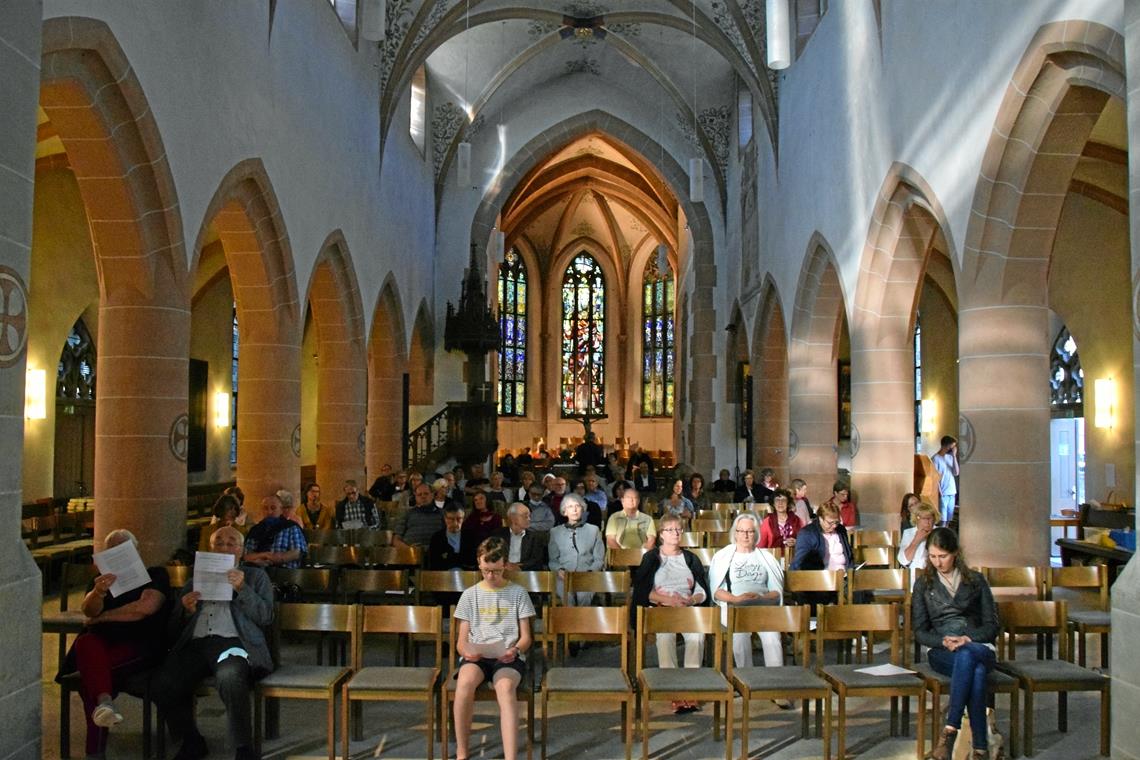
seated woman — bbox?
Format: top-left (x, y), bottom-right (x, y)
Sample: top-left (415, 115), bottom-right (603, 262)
top-left (733, 469), bottom-right (759, 505)
top-left (709, 513), bottom-right (784, 674)
top-left (198, 493), bottom-right (246, 551)
top-left (758, 489), bottom-right (803, 550)
top-left (463, 490), bottom-right (503, 546)
top-left (59, 529), bottom-right (171, 760)
top-left (912, 528), bottom-right (1000, 760)
top-left (453, 537), bottom-right (536, 760)
top-left (661, 477), bottom-right (696, 520)
top-left (789, 500), bottom-right (853, 608)
top-left (298, 482), bottom-right (336, 531)
top-left (547, 493), bottom-right (606, 605)
top-left (820, 480), bottom-right (858, 527)
top-left (632, 513), bottom-right (709, 714)
top-left (898, 498), bottom-right (939, 570)
top-left (687, 473), bottom-right (710, 511)
top-left (898, 492), bottom-right (920, 532)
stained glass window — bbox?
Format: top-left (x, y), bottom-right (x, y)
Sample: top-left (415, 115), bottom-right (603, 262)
top-left (497, 247), bottom-right (527, 416)
top-left (231, 304), bottom-right (239, 467)
top-left (57, 319), bottom-right (96, 401)
top-left (914, 313), bottom-right (922, 452)
top-left (561, 253), bottom-right (605, 416)
top-left (642, 253), bottom-right (674, 416)
top-left (1050, 326), bottom-right (1083, 415)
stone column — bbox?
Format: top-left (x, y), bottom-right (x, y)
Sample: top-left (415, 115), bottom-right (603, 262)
top-left (687, 275), bottom-right (717, 476)
top-left (316, 337), bottom-right (366, 488)
top-left (0, 1), bottom-right (45, 756)
top-left (1112, 4), bottom-right (1140, 757)
top-left (957, 303), bottom-right (1051, 566)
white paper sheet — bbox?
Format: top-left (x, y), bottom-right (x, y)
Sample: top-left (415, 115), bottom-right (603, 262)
top-left (853, 663), bottom-right (915, 677)
top-left (465, 640), bottom-right (509, 659)
top-left (194, 551), bottom-right (237, 601)
top-left (93, 539), bottom-right (150, 597)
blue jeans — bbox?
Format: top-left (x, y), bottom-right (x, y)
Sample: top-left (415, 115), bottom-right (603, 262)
top-left (940, 494), bottom-right (956, 524)
top-left (928, 643), bottom-right (995, 749)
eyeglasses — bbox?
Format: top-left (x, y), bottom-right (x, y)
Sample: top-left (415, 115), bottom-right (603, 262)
top-left (734, 529), bottom-right (757, 535)
top-left (480, 567), bottom-right (505, 576)
top-left (820, 517), bottom-right (840, 527)
top-left (660, 527), bottom-right (683, 534)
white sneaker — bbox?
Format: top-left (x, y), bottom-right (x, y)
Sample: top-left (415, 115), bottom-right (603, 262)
top-left (92, 702), bottom-right (122, 728)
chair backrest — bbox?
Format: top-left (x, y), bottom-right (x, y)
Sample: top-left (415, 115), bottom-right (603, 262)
top-left (1047, 565), bottom-right (1108, 612)
top-left (339, 568), bottom-right (407, 599)
top-left (354, 530), bottom-right (394, 548)
top-left (853, 529), bottom-right (898, 548)
top-left (817, 603), bottom-right (900, 664)
top-left (267, 567), bottom-right (339, 594)
top-left (306, 528), bottom-right (350, 546)
top-left (697, 509), bottom-right (733, 521)
top-left (997, 600), bottom-right (1068, 660)
top-left (166, 563), bottom-right (192, 590)
top-left (369, 545), bottom-right (422, 568)
top-left (727, 605), bottom-right (810, 675)
top-left (546, 606), bottom-right (628, 670)
top-left (983, 566), bottom-right (1044, 600)
top-left (565, 570), bottom-right (631, 597)
top-left (785, 569), bottom-right (842, 596)
top-left (678, 531), bottom-right (703, 548)
top-left (506, 569), bottom-right (556, 597)
top-left (856, 545), bottom-right (896, 568)
top-left (308, 545), bottom-right (363, 567)
top-left (687, 547), bottom-right (716, 567)
top-left (415, 569), bottom-right (480, 600)
top-left (847, 568), bottom-right (908, 598)
top-left (606, 547), bottom-right (647, 570)
top-left (691, 518), bottom-right (729, 533)
top-left (277, 602), bottom-right (358, 634)
top-left (635, 606), bottom-right (722, 672)
top-left (704, 531), bottom-right (732, 548)
top-left (358, 604), bottom-right (441, 668)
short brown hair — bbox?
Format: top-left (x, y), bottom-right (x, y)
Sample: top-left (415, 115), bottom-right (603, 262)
top-left (477, 536), bottom-right (507, 564)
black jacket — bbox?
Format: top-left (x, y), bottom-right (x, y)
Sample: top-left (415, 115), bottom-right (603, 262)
top-left (789, 520), bottom-right (853, 570)
top-left (911, 570), bottom-right (999, 649)
top-left (493, 527), bottom-right (548, 570)
top-left (632, 548), bottom-right (710, 608)
top-left (426, 529), bottom-right (477, 570)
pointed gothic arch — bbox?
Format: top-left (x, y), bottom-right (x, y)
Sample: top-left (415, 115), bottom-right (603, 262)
top-left (408, 300), bottom-right (435, 407)
top-left (752, 278), bottom-right (789, 484)
top-left (367, 277), bottom-right (408, 476)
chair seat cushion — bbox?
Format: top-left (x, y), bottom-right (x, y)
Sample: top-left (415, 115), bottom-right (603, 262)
top-left (821, 664), bottom-right (924, 690)
top-left (259, 665), bottom-right (349, 690)
top-left (998, 659), bottom-right (1109, 689)
top-left (545, 667), bottom-right (630, 693)
top-left (640, 667), bottom-right (729, 693)
top-left (346, 666), bottom-right (437, 691)
top-left (732, 665), bottom-right (828, 693)
top-left (913, 663), bottom-right (1017, 690)
top-left (1068, 610), bottom-right (1110, 628)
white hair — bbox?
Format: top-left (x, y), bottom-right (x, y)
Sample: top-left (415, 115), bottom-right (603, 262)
top-left (731, 512), bottom-right (762, 549)
top-left (104, 528), bottom-right (139, 549)
top-left (560, 493), bottom-right (586, 516)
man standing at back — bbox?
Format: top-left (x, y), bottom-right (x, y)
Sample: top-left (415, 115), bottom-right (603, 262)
top-left (932, 435), bottom-right (959, 525)
top-left (154, 526), bottom-right (274, 760)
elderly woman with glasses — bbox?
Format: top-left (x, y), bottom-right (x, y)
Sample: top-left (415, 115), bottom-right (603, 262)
top-left (453, 537), bottom-right (536, 760)
top-left (789, 500), bottom-right (853, 607)
top-left (898, 498), bottom-right (940, 570)
top-left (709, 512), bottom-right (785, 669)
top-left (547, 493), bottom-right (605, 605)
top-left (632, 513), bottom-right (709, 714)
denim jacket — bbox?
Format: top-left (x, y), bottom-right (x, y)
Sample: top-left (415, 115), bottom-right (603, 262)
top-left (911, 570), bottom-right (999, 649)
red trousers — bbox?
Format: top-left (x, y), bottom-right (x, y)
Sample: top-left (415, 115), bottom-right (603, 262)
top-left (72, 631), bottom-right (144, 755)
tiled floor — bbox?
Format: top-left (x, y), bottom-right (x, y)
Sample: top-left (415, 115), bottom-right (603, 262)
top-left (42, 592), bottom-right (1111, 760)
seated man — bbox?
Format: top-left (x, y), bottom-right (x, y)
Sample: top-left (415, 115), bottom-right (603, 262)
top-left (463, 462), bottom-right (490, 495)
top-left (393, 482), bottom-right (445, 550)
top-left (494, 503), bottom-right (548, 571)
top-left (710, 468), bottom-right (737, 494)
top-left (243, 492), bottom-right (307, 569)
top-left (632, 461), bottom-right (657, 495)
top-left (367, 463), bottom-right (394, 501)
top-left (335, 480), bottom-right (385, 530)
top-left (153, 526), bottom-right (274, 760)
top-left (605, 488), bottom-right (658, 550)
top-left (427, 503), bottom-right (476, 570)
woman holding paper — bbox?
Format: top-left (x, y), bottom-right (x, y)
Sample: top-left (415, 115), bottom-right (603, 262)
top-left (912, 527), bottom-right (1001, 760)
top-left (58, 529), bottom-right (171, 758)
top-left (453, 537), bottom-right (536, 760)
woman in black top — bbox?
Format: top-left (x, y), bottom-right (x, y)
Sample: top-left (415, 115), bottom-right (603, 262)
top-left (912, 528), bottom-right (1000, 760)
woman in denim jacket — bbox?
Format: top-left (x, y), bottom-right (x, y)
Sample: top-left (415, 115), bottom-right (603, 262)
top-left (912, 528), bottom-right (1000, 759)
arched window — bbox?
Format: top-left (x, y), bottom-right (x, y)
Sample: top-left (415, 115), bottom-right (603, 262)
top-left (561, 253), bottom-right (605, 416)
top-left (231, 304), bottom-right (239, 466)
top-left (497, 247), bottom-right (527, 416)
top-left (57, 318), bottom-right (96, 401)
top-left (913, 312), bottom-right (922, 451)
top-left (1050, 326), bottom-right (1083, 415)
top-left (642, 254), bottom-right (674, 417)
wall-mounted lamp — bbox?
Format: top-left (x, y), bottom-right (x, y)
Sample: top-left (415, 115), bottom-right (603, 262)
top-left (214, 391), bottom-right (231, 428)
top-left (1094, 377), bottom-right (1115, 428)
top-left (25, 369), bottom-right (46, 420)
top-left (921, 399), bottom-right (936, 434)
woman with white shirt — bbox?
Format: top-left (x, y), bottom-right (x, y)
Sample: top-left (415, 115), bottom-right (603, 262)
top-left (547, 493), bottom-right (605, 605)
top-left (708, 513), bottom-right (784, 669)
top-left (898, 499), bottom-right (939, 570)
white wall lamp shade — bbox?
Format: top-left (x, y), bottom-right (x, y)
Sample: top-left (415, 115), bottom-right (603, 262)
top-left (214, 391), bottom-right (231, 428)
top-left (920, 399), bottom-right (936, 434)
top-left (766, 0), bottom-right (792, 70)
top-left (689, 157), bottom-right (704, 203)
top-left (360, 0), bottom-right (386, 41)
top-left (457, 141), bottom-right (472, 187)
top-left (1094, 377), bottom-right (1115, 428)
top-left (25, 369), bottom-right (46, 420)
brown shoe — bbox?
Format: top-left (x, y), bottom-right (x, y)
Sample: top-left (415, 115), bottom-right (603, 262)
top-left (931, 728), bottom-right (958, 760)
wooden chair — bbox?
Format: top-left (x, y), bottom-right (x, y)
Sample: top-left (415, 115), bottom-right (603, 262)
top-left (697, 508), bottom-right (733, 521)
top-left (912, 660), bottom-right (1021, 758)
top-left (846, 568), bottom-right (911, 664)
top-left (265, 566), bottom-right (339, 603)
top-left (688, 547), bottom-right (716, 567)
top-left (678, 531), bottom-right (703, 548)
top-left (1047, 565), bottom-right (1110, 668)
top-left (565, 570), bottom-right (631, 606)
top-left (354, 529), bottom-right (394, 548)
top-left (996, 600), bottom-right (1110, 756)
top-left (635, 606), bottom-right (734, 760)
top-left (254, 603), bottom-right (357, 760)
top-left (541, 606), bottom-right (633, 760)
top-left (852, 529), bottom-right (898, 548)
top-left (507, 570), bottom-right (557, 653)
top-left (704, 530), bottom-right (732, 548)
top-left (338, 568), bottom-right (408, 605)
top-left (856, 545), bottom-right (897, 568)
top-left (785, 569), bottom-right (845, 664)
top-left (606, 547), bottom-right (647, 571)
top-left (370, 544), bottom-right (423, 569)
top-left (691, 518), bottom-right (729, 533)
top-left (342, 605), bottom-right (442, 760)
top-left (305, 528), bottom-right (351, 546)
top-left (816, 603), bottom-right (926, 760)
top-left (983, 566), bottom-right (1045, 602)
top-left (728, 605), bottom-right (830, 759)
top-left (441, 605), bottom-right (535, 760)
top-left (307, 544), bottom-right (364, 568)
